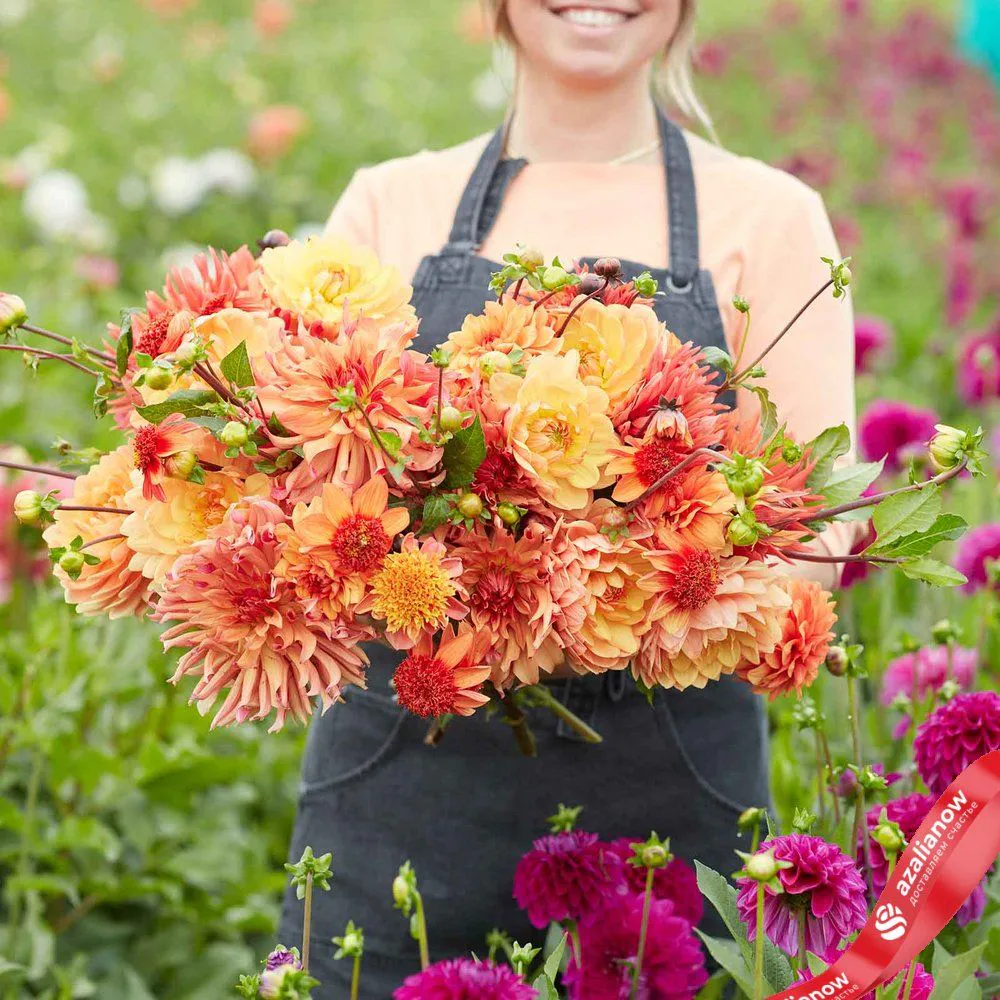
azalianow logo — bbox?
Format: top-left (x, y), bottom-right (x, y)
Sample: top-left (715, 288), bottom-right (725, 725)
top-left (874, 903), bottom-right (908, 941)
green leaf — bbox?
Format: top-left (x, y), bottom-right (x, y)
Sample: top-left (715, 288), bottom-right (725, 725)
top-left (749, 384), bottom-right (778, 441)
top-left (377, 429), bottom-right (403, 461)
top-left (442, 415), bottom-right (487, 488)
top-left (419, 495), bottom-right (451, 535)
top-left (928, 941), bottom-right (986, 1000)
top-left (695, 933), bottom-right (760, 998)
top-left (871, 487), bottom-right (942, 552)
top-left (116, 310), bottom-right (135, 377)
top-left (868, 513), bottom-right (967, 559)
top-left (816, 459), bottom-right (884, 509)
top-left (187, 413), bottom-right (229, 436)
top-left (135, 389), bottom-right (219, 425)
top-left (219, 340), bottom-right (254, 388)
top-left (700, 346), bottom-right (734, 374)
top-left (805, 424), bottom-right (851, 489)
top-left (900, 558), bottom-right (967, 587)
top-left (694, 971), bottom-right (731, 1000)
top-left (543, 934), bottom-right (566, 981)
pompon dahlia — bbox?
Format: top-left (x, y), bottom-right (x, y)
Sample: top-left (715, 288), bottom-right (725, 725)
top-left (513, 830), bottom-right (623, 928)
top-left (736, 835), bottom-right (867, 961)
top-left (258, 314), bottom-right (439, 500)
top-left (446, 297), bottom-right (558, 374)
top-left (604, 839), bottom-right (703, 927)
top-left (489, 351), bottom-right (619, 511)
top-left (635, 544), bottom-right (790, 690)
top-left (854, 314), bottom-right (893, 373)
top-left (913, 691), bottom-right (1000, 795)
top-left (392, 624), bottom-right (491, 718)
top-left (738, 578), bottom-right (836, 699)
top-left (953, 522), bottom-right (1000, 593)
top-left (394, 958), bottom-right (535, 1000)
top-left (563, 892), bottom-right (708, 1000)
top-left (558, 300), bottom-right (661, 410)
top-left (275, 476), bottom-right (409, 617)
top-left (956, 325), bottom-right (1000, 405)
top-left (858, 399), bottom-right (938, 471)
top-left (155, 499), bottom-right (370, 732)
top-left (362, 534), bottom-right (467, 649)
top-left (42, 446), bottom-right (153, 618)
top-left (450, 522), bottom-right (560, 686)
top-left (258, 236), bottom-right (415, 334)
top-left (880, 644), bottom-right (978, 704)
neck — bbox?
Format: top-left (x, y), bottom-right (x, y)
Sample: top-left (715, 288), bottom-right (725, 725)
top-left (505, 62), bottom-right (660, 163)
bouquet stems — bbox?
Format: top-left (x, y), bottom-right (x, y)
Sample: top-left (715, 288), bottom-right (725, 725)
top-left (528, 686), bottom-right (603, 744)
top-left (754, 883), bottom-right (765, 1000)
top-left (301, 871), bottom-right (313, 974)
top-left (630, 867), bottom-right (655, 1000)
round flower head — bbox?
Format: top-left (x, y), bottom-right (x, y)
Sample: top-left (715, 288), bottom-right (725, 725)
top-left (880, 644), bottom-right (978, 704)
top-left (914, 691), bottom-right (1000, 795)
top-left (258, 235), bottom-right (415, 334)
top-left (446, 297), bottom-right (558, 375)
top-left (513, 830), bottom-right (623, 928)
top-left (738, 578), bottom-right (836, 699)
top-left (736, 834), bottom-right (867, 961)
top-left (563, 892), bottom-right (708, 999)
top-left (956, 326), bottom-right (999, 405)
top-left (363, 534), bottom-right (467, 649)
top-left (392, 624), bottom-right (491, 718)
top-left (42, 446), bottom-right (153, 618)
top-left (953, 522), bottom-right (1000, 594)
top-left (394, 958), bottom-right (535, 1000)
top-left (854, 314), bottom-right (892, 373)
top-left (264, 946), bottom-right (301, 971)
top-left (644, 464), bottom-right (732, 551)
top-left (604, 838), bottom-right (704, 927)
top-left (607, 425), bottom-right (693, 506)
top-left (858, 399), bottom-right (938, 472)
top-left (797, 954), bottom-right (934, 1000)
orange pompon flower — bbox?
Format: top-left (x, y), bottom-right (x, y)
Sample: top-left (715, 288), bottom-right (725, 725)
top-left (362, 534), bottom-right (467, 649)
top-left (130, 414), bottom-right (208, 502)
top-left (42, 446), bottom-right (153, 618)
top-left (446, 298), bottom-right (558, 374)
top-left (392, 624), bottom-right (492, 718)
top-left (738, 578), bottom-right (836, 699)
top-left (275, 476), bottom-right (410, 617)
top-left (258, 315), bottom-right (439, 500)
top-left (155, 499), bottom-right (370, 732)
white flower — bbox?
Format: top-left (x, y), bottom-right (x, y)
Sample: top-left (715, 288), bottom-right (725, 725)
top-left (22, 170), bottom-right (92, 239)
top-left (150, 157), bottom-right (208, 216)
top-left (117, 174), bottom-right (148, 210)
top-left (199, 148), bottom-right (256, 197)
top-left (0, 0), bottom-right (31, 27)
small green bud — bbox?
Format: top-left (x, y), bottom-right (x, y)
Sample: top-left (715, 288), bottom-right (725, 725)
top-left (58, 549), bottom-right (86, 577)
top-left (497, 502), bottom-right (522, 526)
top-left (825, 646), bottom-right (849, 677)
top-left (781, 441), bottom-right (803, 464)
top-left (839, 265), bottom-right (852, 287)
top-left (791, 808), bottom-right (818, 834)
top-left (723, 456), bottom-right (766, 498)
top-left (430, 347), bottom-right (452, 369)
top-left (872, 810), bottom-right (906, 855)
top-left (220, 421), bottom-right (250, 448)
top-left (13, 489), bottom-right (43, 526)
top-left (332, 920), bottom-right (365, 961)
top-left (392, 874), bottom-right (410, 910)
top-left (928, 424), bottom-right (967, 472)
top-left (144, 366), bottom-right (173, 391)
top-left (165, 450), bottom-right (199, 481)
top-left (547, 803), bottom-right (583, 834)
top-left (0, 293), bottom-right (28, 337)
top-left (541, 266), bottom-right (570, 291)
top-left (737, 806), bottom-right (767, 832)
top-left (939, 678), bottom-right (961, 701)
top-left (437, 405), bottom-right (463, 433)
top-left (629, 832), bottom-right (672, 870)
top-left (172, 339), bottom-right (199, 366)
top-left (727, 511), bottom-right (761, 548)
top-left (633, 271), bottom-right (658, 297)
top-left (510, 941), bottom-right (541, 976)
top-left (744, 850), bottom-right (781, 883)
top-left (456, 493), bottom-right (483, 519)
top-left (519, 246), bottom-right (544, 270)
top-left (930, 618), bottom-right (960, 645)
top-left (732, 295), bottom-right (750, 314)
top-left (479, 350), bottom-right (513, 377)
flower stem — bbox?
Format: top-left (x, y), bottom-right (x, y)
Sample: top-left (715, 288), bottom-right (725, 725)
top-left (787, 551), bottom-right (904, 566)
top-left (414, 892), bottom-right (430, 970)
top-left (21, 323), bottom-right (116, 364)
top-left (350, 955), bottom-right (361, 1000)
top-left (356, 403), bottom-right (403, 483)
top-left (301, 871), bottom-right (313, 975)
top-left (817, 730), bottom-right (840, 824)
top-left (81, 533), bottom-right (126, 550)
top-left (0, 459), bottom-right (77, 480)
top-left (754, 883), bottom-right (765, 1000)
top-left (498, 692), bottom-right (537, 757)
top-left (555, 278), bottom-right (608, 336)
top-left (435, 367), bottom-right (444, 437)
top-left (528, 685), bottom-right (603, 744)
top-left (630, 867), bottom-right (655, 1000)
top-left (569, 923), bottom-right (582, 969)
top-left (815, 731), bottom-right (827, 825)
top-left (624, 447), bottom-right (733, 511)
top-left (796, 909), bottom-right (807, 971)
top-left (59, 504), bottom-right (132, 515)
top-left (899, 960), bottom-right (918, 1000)
top-left (846, 675), bottom-right (875, 903)
top-left (0, 343), bottom-right (108, 377)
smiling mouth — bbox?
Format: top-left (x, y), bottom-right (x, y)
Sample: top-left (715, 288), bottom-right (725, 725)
top-left (550, 5), bottom-right (637, 28)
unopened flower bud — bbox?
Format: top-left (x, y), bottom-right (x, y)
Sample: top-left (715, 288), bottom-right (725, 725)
top-left (930, 618), bottom-right (960, 645)
top-left (519, 246), bottom-right (544, 270)
top-left (724, 457), bottom-right (766, 498)
top-left (727, 512), bottom-right (760, 548)
top-left (220, 421), bottom-right (249, 448)
top-left (456, 493), bottom-right (483, 519)
top-left (781, 441), bottom-right (803, 464)
top-left (927, 424), bottom-right (967, 472)
top-left (594, 257), bottom-right (622, 281)
top-left (603, 507), bottom-right (629, 531)
top-left (58, 549), bottom-right (86, 576)
top-left (579, 272), bottom-right (604, 296)
top-left (258, 964), bottom-right (295, 999)
top-left (144, 366), bottom-right (173, 391)
top-left (257, 229), bottom-right (291, 251)
top-left (437, 406), bottom-right (463, 434)
top-left (392, 874), bottom-right (411, 909)
top-left (737, 806), bottom-right (767, 832)
top-left (744, 850), bottom-right (781, 883)
top-left (638, 843), bottom-right (671, 869)
top-left (173, 339), bottom-right (199, 366)
top-left (839, 265), bottom-right (852, 287)
top-left (872, 813), bottom-right (906, 855)
top-left (541, 266), bottom-right (570, 291)
top-left (0, 293), bottom-right (28, 337)
top-left (479, 350), bottom-right (513, 377)
top-left (732, 295), bottom-right (750, 314)
top-left (13, 490), bottom-right (43, 525)
top-left (825, 646), bottom-right (849, 677)
top-left (165, 450), bottom-right (198, 481)
top-left (497, 502), bottom-right (522, 526)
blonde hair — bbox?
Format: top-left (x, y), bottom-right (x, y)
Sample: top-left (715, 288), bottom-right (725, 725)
top-left (483, 0), bottom-right (716, 140)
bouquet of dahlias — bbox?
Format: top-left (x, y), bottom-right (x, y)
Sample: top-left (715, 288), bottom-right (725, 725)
top-left (0, 236), bottom-right (985, 739)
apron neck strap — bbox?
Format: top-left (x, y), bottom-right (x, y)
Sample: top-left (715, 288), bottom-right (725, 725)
top-left (658, 112), bottom-right (701, 289)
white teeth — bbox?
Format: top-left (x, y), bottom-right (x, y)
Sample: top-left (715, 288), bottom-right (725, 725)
top-left (560, 7), bottom-right (628, 28)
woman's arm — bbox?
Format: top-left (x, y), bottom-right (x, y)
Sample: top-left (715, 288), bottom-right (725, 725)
top-left (324, 168), bottom-right (379, 251)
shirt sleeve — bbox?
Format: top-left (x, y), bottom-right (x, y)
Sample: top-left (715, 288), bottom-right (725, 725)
top-left (324, 167), bottom-right (380, 254)
top-left (733, 182), bottom-right (859, 589)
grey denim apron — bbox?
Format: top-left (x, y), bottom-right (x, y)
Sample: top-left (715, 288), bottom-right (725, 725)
top-left (279, 114), bottom-right (770, 997)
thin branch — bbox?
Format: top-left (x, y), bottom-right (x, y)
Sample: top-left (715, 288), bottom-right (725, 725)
top-left (22, 323), bottom-right (115, 365)
top-left (81, 533), bottom-right (126, 550)
top-left (624, 447), bottom-right (733, 511)
top-left (0, 343), bottom-right (108, 378)
top-left (555, 278), bottom-right (609, 336)
top-left (59, 504), bottom-right (132, 515)
top-left (0, 459), bottom-right (77, 480)
top-left (787, 550), bottom-right (903, 566)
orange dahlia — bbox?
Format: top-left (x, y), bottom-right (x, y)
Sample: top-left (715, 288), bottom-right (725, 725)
top-left (738, 578), bottom-right (836, 699)
top-left (392, 624), bottom-right (492, 718)
top-left (607, 425), bottom-right (695, 505)
top-left (163, 245), bottom-right (269, 317)
top-left (42, 446), bottom-right (153, 618)
top-left (646, 465), bottom-right (734, 551)
top-left (446, 298), bottom-right (558, 374)
top-left (275, 476), bottom-right (410, 617)
top-left (362, 534), bottom-right (467, 649)
top-left (130, 415), bottom-right (209, 502)
top-left (156, 499), bottom-right (370, 732)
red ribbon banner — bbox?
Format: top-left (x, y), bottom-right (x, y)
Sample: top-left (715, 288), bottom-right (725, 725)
top-left (768, 749), bottom-right (1000, 1000)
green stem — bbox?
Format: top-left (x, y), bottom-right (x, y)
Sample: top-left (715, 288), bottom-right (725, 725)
top-left (527, 686), bottom-right (603, 744)
top-left (356, 403), bottom-right (403, 483)
top-left (8, 751), bottom-right (43, 943)
top-left (847, 675), bottom-right (875, 902)
top-left (754, 883), bottom-right (765, 1000)
top-left (21, 323), bottom-right (115, 364)
top-left (350, 955), bottom-right (361, 1000)
top-left (899, 960), bottom-right (918, 1000)
top-left (815, 731), bottom-right (827, 826)
top-left (498, 691), bottom-right (537, 757)
top-left (414, 892), bottom-right (430, 970)
top-left (0, 342), bottom-right (108, 377)
top-left (301, 871), bottom-right (313, 975)
top-left (796, 909), bottom-right (807, 971)
top-left (818, 730), bottom-right (840, 824)
top-left (733, 309), bottom-right (752, 372)
top-left (630, 867), bottom-right (655, 1000)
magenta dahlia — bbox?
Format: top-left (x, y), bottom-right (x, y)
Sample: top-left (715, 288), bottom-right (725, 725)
top-left (797, 955), bottom-right (934, 1000)
top-left (914, 691), bottom-right (1000, 795)
top-left (604, 839), bottom-right (703, 927)
top-left (880, 645), bottom-right (978, 704)
top-left (394, 958), bottom-right (535, 1000)
top-left (956, 325), bottom-right (999, 405)
top-left (264, 946), bottom-right (301, 971)
top-left (858, 399), bottom-right (938, 471)
top-left (854, 315), bottom-right (892, 373)
top-left (563, 893), bottom-right (707, 1000)
top-left (513, 831), bottom-right (622, 929)
top-left (954, 523), bottom-right (1000, 594)
top-left (735, 835), bottom-right (867, 961)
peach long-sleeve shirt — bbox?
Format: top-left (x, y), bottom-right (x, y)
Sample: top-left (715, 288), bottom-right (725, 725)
top-left (325, 131), bottom-right (858, 585)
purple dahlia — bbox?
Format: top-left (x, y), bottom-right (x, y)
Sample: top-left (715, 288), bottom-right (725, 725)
top-left (914, 691), bottom-right (1000, 795)
top-left (880, 645), bottom-right (978, 704)
top-left (603, 838), bottom-right (703, 927)
top-left (954, 522), bottom-right (1000, 594)
top-left (394, 958), bottom-right (535, 1000)
top-left (858, 399), bottom-right (938, 472)
top-left (854, 315), bottom-right (892, 373)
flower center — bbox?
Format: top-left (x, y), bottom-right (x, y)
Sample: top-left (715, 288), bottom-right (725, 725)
top-left (199, 292), bottom-right (230, 316)
top-left (392, 653), bottom-right (458, 718)
top-left (135, 311), bottom-right (173, 357)
top-left (633, 434), bottom-right (689, 488)
top-left (332, 514), bottom-right (391, 574)
top-left (133, 426), bottom-right (160, 473)
top-left (314, 267), bottom-right (346, 302)
top-left (666, 551), bottom-right (720, 611)
top-left (473, 446), bottom-right (526, 500)
top-left (234, 586), bottom-right (274, 624)
top-left (370, 551), bottom-right (455, 633)
top-left (603, 583), bottom-right (626, 606)
top-left (470, 566), bottom-right (519, 625)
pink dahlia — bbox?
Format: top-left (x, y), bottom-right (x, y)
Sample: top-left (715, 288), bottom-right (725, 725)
top-left (604, 839), bottom-right (703, 927)
top-left (736, 835), bottom-right (867, 961)
top-left (797, 956), bottom-right (934, 1000)
top-left (857, 400), bottom-right (938, 471)
top-left (513, 831), bottom-right (622, 929)
top-left (914, 691), bottom-right (1000, 795)
top-left (854, 315), bottom-right (892, 373)
top-left (563, 893), bottom-right (707, 999)
top-left (956, 325), bottom-right (999, 405)
top-left (394, 958), bottom-right (535, 1000)
top-left (954, 522), bottom-right (1000, 593)
top-left (880, 645), bottom-right (978, 704)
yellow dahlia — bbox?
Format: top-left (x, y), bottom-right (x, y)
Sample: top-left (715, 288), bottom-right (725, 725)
top-left (446, 298), bottom-right (558, 374)
top-left (122, 468), bottom-right (246, 587)
top-left (362, 534), bottom-right (467, 649)
top-left (558, 300), bottom-right (661, 410)
top-left (258, 236), bottom-right (415, 333)
top-left (155, 499), bottom-right (370, 732)
top-left (490, 351), bottom-right (619, 511)
top-left (275, 476), bottom-right (410, 617)
top-left (42, 446), bottom-right (153, 618)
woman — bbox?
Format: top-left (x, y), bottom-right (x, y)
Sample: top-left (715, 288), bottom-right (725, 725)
top-left (279, 1), bottom-right (856, 994)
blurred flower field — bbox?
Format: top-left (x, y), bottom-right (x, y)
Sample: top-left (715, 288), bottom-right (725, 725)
top-left (0, 0), bottom-right (998, 997)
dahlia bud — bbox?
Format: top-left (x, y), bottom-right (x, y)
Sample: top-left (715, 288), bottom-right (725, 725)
top-left (165, 450), bottom-right (198, 481)
top-left (430, 347), bottom-right (452, 369)
top-left (257, 229), bottom-right (291, 251)
top-left (392, 862), bottom-right (419, 916)
top-left (737, 806), bottom-right (767, 832)
top-left (509, 942), bottom-right (541, 976)
top-left (872, 811), bottom-right (906, 855)
top-left (732, 295), bottom-right (751, 314)
top-left (258, 964), bottom-right (298, 999)
top-left (743, 849), bottom-right (781, 883)
top-left (264, 946), bottom-right (301, 972)
top-left (479, 350), bottom-right (513, 377)
top-left (637, 842), bottom-right (671, 869)
top-left (541, 266), bottom-right (571, 291)
top-left (58, 549), bottom-right (86, 577)
top-left (518, 246), bottom-right (544, 270)
top-left (927, 424), bottom-right (969, 472)
top-left (437, 405), bottom-right (463, 434)
top-left (456, 493), bottom-right (483, 519)
top-left (13, 489), bottom-right (43, 525)
top-left (173, 338), bottom-right (200, 367)
top-left (825, 646), bottom-right (849, 677)
top-left (0, 293), bottom-right (28, 337)
top-left (602, 507), bottom-right (629, 531)
top-left (727, 511), bottom-right (761, 548)
top-left (220, 421), bottom-right (250, 448)
top-left (332, 921), bottom-right (365, 961)
top-left (633, 271), bottom-right (658, 297)
top-left (579, 272), bottom-right (604, 296)
top-left (594, 257), bottom-right (622, 281)
top-left (939, 678), bottom-right (961, 701)
top-left (723, 456), bottom-right (766, 498)
top-left (497, 502), bottom-right (522, 526)
top-left (930, 618), bottom-right (960, 645)
top-left (144, 366), bottom-right (173, 391)
top-left (781, 441), bottom-right (803, 464)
